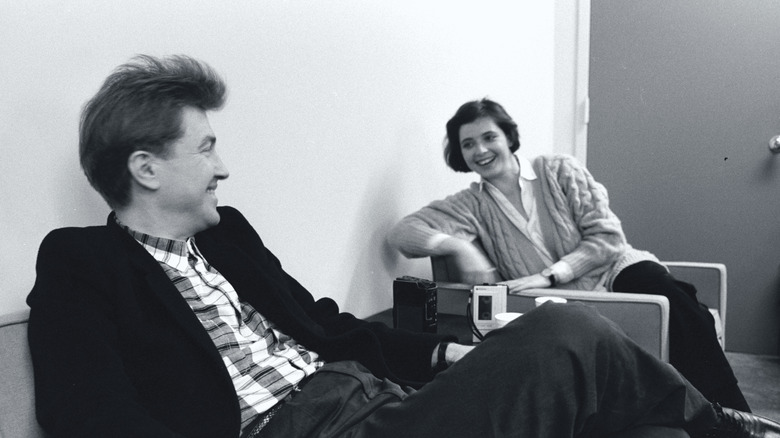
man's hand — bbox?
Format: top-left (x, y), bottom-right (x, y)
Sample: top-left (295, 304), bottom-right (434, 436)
top-left (445, 343), bottom-right (474, 364)
top-left (499, 273), bottom-right (552, 294)
top-left (431, 342), bottom-right (475, 369)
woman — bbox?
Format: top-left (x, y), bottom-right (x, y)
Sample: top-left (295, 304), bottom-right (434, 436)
top-left (388, 98), bottom-right (750, 411)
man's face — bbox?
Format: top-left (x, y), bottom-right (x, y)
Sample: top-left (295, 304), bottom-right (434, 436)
top-left (154, 106), bottom-right (229, 239)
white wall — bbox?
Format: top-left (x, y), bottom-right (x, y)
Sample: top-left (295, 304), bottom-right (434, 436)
top-left (1, 1), bottom-right (577, 318)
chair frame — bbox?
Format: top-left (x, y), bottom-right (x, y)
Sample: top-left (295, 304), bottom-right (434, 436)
top-left (430, 257), bottom-right (729, 360)
top-left (663, 261), bottom-right (727, 348)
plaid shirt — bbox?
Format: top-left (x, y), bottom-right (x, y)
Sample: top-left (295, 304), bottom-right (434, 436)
top-left (121, 223), bottom-right (322, 434)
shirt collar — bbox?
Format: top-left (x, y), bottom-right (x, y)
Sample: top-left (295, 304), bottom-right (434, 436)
top-left (517, 154), bottom-right (537, 181)
top-left (478, 154), bottom-right (537, 191)
top-left (115, 216), bottom-right (192, 271)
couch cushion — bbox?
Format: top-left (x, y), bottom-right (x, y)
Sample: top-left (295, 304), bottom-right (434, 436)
top-left (611, 425), bottom-right (690, 438)
top-left (0, 309), bottom-right (46, 438)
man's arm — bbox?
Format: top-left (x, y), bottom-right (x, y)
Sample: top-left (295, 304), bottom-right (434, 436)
top-left (270, 250), bottom-right (458, 384)
top-left (210, 207), bottom-right (458, 385)
top-left (431, 342), bottom-right (475, 368)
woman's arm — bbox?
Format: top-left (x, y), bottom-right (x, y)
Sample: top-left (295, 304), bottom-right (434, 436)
top-left (435, 236), bottom-right (501, 284)
top-left (539, 155), bottom-right (627, 285)
top-left (499, 273), bottom-right (553, 293)
top-left (388, 188), bottom-right (501, 283)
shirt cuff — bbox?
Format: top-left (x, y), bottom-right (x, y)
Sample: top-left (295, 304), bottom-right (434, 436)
top-left (427, 233), bottom-right (454, 253)
top-left (549, 262), bottom-right (574, 285)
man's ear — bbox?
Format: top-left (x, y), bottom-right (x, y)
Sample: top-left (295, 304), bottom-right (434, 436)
top-left (127, 150), bottom-right (160, 191)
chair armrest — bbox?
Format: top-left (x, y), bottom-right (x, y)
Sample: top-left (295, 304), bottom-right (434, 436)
top-left (515, 288), bottom-right (670, 362)
top-left (434, 282), bottom-right (670, 362)
top-left (662, 261), bottom-right (727, 348)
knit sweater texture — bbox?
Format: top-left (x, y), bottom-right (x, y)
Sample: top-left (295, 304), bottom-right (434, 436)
top-left (389, 154), bottom-right (659, 291)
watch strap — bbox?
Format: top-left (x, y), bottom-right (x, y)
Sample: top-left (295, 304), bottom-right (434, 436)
top-left (435, 342), bottom-right (451, 372)
top-left (542, 268), bottom-right (557, 287)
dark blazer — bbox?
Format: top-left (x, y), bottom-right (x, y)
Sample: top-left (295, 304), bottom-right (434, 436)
top-left (27, 207), bottom-right (451, 437)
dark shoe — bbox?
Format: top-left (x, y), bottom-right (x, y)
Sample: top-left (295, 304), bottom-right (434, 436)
top-left (698, 403), bottom-right (780, 437)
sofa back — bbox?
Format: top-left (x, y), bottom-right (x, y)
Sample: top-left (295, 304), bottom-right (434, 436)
top-left (0, 309), bottom-right (46, 438)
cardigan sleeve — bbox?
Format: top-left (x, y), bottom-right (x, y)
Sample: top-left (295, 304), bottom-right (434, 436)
top-left (538, 155), bottom-right (627, 284)
top-left (387, 187), bottom-right (485, 259)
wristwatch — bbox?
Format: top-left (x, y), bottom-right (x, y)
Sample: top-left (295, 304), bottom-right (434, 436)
top-left (435, 342), bottom-right (450, 372)
top-left (541, 268), bottom-right (557, 287)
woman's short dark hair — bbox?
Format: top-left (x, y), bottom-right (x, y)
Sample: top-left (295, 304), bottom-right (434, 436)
top-left (443, 98), bottom-right (520, 173)
top-left (79, 54), bottom-right (227, 208)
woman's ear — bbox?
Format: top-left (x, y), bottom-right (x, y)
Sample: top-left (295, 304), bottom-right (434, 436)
top-left (127, 150), bottom-right (160, 191)
top-left (510, 134), bottom-right (521, 152)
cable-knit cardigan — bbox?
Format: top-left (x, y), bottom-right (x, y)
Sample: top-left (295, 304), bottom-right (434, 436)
top-left (388, 154), bottom-right (658, 291)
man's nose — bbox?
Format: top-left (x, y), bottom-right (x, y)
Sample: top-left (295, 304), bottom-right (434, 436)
top-left (213, 153), bottom-right (230, 179)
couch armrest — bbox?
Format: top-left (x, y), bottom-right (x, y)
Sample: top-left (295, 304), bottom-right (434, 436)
top-left (0, 308), bottom-right (48, 438)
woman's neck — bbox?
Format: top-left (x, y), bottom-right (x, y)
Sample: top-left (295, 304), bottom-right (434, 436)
top-left (484, 157), bottom-right (522, 197)
top-left (484, 158), bottom-right (527, 219)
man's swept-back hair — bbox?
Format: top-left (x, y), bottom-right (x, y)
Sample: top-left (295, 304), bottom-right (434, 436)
top-left (443, 98), bottom-right (520, 173)
top-left (79, 54), bottom-right (227, 208)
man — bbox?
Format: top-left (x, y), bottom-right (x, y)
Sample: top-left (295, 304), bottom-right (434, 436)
top-left (27, 54), bottom-right (780, 437)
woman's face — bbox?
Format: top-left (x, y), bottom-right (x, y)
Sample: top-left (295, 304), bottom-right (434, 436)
top-left (458, 117), bottom-right (517, 181)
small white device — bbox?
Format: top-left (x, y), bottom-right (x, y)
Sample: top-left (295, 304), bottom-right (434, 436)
top-left (470, 284), bottom-right (508, 342)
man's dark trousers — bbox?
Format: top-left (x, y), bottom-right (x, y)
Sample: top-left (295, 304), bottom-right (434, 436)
top-left (257, 304), bottom-right (716, 438)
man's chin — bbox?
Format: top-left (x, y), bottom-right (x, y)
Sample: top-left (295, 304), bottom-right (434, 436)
top-left (209, 210), bottom-right (221, 227)
top-left (193, 210), bottom-right (221, 234)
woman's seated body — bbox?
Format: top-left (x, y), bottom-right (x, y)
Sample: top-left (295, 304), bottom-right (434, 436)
top-left (388, 98), bottom-right (750, 411)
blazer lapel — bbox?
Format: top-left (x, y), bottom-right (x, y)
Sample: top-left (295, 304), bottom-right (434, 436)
top-left (195, 233), bottom-right (283, 314)
top-left (194, 229), bottom-right (323, 337)
top-left (110, 220), bottom-right (225, 361)
top-left (142, 266), bottom-right (222, 357)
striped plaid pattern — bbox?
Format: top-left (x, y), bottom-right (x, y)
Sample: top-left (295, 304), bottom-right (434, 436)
top-left (121, 225), bottom-right (322, 434)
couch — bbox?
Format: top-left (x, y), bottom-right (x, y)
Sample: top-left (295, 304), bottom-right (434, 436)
top-left (2, 308), bottom-right (690, 438)
top-left (0, 309), bottom-right (46, 438)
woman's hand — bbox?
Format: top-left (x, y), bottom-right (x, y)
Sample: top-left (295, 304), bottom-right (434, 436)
top-left (499, 273), bottom-right (552, 294)
top-left (438, 237), bottom-right (501, 284)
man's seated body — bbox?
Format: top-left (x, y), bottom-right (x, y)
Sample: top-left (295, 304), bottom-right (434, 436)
top-left (27, 54), bottom-right (780, 438)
